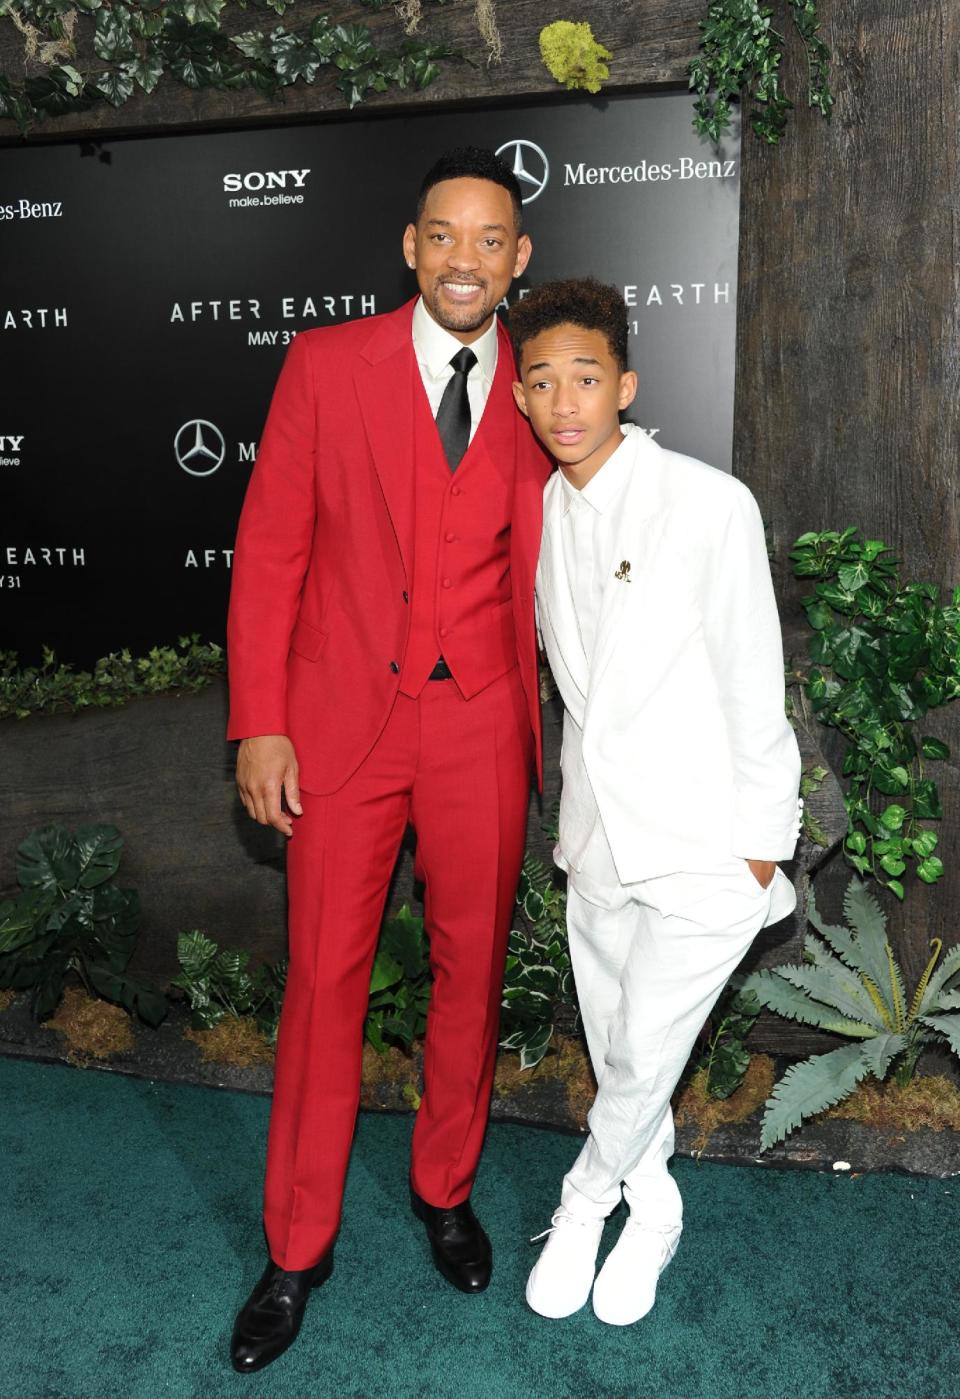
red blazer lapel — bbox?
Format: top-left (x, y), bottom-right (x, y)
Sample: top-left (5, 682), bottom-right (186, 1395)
top-left (354, 299), bottom-right (418, 580)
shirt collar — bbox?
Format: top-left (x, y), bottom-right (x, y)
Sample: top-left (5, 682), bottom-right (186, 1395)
top-left (559, 425), bottom-right (635, 516)
top-left (412, 296), bottom-right (498, 385)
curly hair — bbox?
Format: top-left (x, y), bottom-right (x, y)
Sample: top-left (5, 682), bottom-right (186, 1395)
top-left (416, 147), bottom-right (523, 230)
top-left (510, 277), bottom-right (628, 372)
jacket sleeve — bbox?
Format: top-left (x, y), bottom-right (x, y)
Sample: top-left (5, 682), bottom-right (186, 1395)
top-left (698, 482), bottom-right (803, 860)
top-left (226, 333), bottom-right (317, 740)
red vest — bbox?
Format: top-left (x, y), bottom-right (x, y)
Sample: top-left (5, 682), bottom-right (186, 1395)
top-left (399, 373), bottom-right (517, 699)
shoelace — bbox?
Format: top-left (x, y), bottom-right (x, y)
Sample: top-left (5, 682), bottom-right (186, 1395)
top-left (529, 1208), bottom-right (603, 1244)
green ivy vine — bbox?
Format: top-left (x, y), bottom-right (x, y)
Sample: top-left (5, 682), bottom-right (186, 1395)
top-left (0, 0), bottom-right (453, 130)
top-left (789, 529), bottom-right (960, 900)
top-left (689, 0), bottom-right (833, 144)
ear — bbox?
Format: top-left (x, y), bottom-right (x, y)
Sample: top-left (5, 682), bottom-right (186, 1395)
top-left (402, 223), bottom-right (417, 269)
top-left (513, 233), bottom-right (532, 278)
top-left (512, 380), bottom-right (530, 417)
top-left (618, 370), bottom-right (638, 411)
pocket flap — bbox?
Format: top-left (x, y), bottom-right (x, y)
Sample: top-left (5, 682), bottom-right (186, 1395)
top-left (290, 615), bottom-right (328, 662)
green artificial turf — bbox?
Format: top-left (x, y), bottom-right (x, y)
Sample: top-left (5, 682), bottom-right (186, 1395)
top-left (1, 1055), bottom-right (957, 1399)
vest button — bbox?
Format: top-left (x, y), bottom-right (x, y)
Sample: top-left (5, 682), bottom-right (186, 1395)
top-left (445, 533), bottom-right (455, 543)
top-left (451, 485), bottom-right (461, 496)
top-left (439, 627), bottom-right (449, 639)
top-left (442, 578), bottom-right (452, 589)
top-left (389, 660), bottom-right (400, 673)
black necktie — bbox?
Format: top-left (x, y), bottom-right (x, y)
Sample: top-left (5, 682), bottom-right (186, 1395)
top-left (435, 346), bottom-right (477, 472)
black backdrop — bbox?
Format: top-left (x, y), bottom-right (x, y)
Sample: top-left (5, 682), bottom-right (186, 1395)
top-left (1, 90), bottom-right (739, 665)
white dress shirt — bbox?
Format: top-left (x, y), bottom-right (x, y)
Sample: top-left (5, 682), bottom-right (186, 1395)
top-left (412, 296), bottom-right (498, 442)
top-left (559, 428), bottom-right (636, 666)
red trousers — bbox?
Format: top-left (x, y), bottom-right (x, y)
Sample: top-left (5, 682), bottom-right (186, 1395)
top-left (264, 667), bottom-right (533, 1270)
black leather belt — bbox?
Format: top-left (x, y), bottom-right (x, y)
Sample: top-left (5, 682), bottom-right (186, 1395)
top-left (428, 656), bottom-right (453, 681)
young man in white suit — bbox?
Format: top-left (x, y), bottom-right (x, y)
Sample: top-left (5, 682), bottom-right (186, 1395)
top-left (510, 279), bottom-right (802, 1326)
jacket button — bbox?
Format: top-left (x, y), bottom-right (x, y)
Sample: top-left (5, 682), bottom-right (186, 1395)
top-left (451, 485), bottom-right (461, 497)
top-left (439, 627), bottom-right (449, 639)
top-left (402, 591), bottom-right (409, 603)
top-left (442, 578), bottom-right (452, 589)
top-left (445, 533), bottom-right (455, 543)
top-left (390, 660), bottom-right (400, 673)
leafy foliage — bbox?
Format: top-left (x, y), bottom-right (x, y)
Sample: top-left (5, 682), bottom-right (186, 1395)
top-left (691, 980), bottom-right (761, 1099)
top-left (0, 0), bottom-right (454, 131)
top-left (499, 854), bottom-right (578, 1069)
top-left (171, 929), bottom-right (287, 1042)
top-left (0, 635), bottom-right (225, 719)
top-left (790, 529), bottom-right (960, 898)
top-left (743, 878), bottom-right (960, 1147)
top-left (798, 763), bottom-right (830, 847)
top-left (0, 824), bottom-right (166, 1024)
top-left (538, 20), bottom-right (612, 95)
top-left (689, 0), bottom-right (833, 145)
top-left (364, 903), bottom-right (431, 1053)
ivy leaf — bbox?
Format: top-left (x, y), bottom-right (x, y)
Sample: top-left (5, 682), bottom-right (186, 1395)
top-left (126, 53), bottom-right (165, 93)
top-left (181, 0), bottom-right (226, 22)
top-left (921, 736), bottom-right (950, 760)
top-left (231, 30), bottom-right (273, 63)
top-left (911, 830), bottom-right (938, 859)
top-left (95, 67), bottom-right (136, 106)
top-left (94, 7), bottom-right (136, 62)
top-left (916, 857), bottom-right (944, 884)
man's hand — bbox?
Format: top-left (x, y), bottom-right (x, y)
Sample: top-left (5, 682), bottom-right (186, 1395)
top-left (746, 859), bottom-right (776, 889)
top-left (236, 735), bottom-right (302, 837)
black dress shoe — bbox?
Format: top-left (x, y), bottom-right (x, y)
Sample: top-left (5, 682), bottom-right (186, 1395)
top-left (230, 1252), bottom-right (333, 1374)
top-left (411, 1186), bottom-right (492, 1293)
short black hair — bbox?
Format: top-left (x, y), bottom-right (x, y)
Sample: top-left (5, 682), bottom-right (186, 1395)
top-left (416, 146), bottom-right (523, 230)
top-left (510, 277), bottom-right (629, 372)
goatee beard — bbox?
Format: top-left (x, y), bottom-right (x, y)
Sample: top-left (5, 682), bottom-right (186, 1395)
top-left (429, 285), bottom-right (491, 334)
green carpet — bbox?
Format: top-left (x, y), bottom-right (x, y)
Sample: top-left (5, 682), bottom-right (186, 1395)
top-left (1, 1057), bottom-right (957, 1399)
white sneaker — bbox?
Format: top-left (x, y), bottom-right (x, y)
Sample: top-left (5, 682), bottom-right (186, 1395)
top-left (525, 1208), bottom-right (606, 1319)
top-left (591, 1217), bottom-right (682, 1326)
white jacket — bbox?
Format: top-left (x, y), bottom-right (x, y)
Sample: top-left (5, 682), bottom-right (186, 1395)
top-left (536, 425), bottom-right (802, 885)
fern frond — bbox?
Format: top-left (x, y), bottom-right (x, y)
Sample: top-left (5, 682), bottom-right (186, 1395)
top-left (760, 1043), bottom-right (872, 1150)
top-left (858, 1031), bottom-right (908, 1080)
top-left (742, 970), bottom-right (877, 1038)
top-left (885, 943), bottom-right (908, 1032)
top-left (861, 974), bottom-right (893, 1029)
top-left (807, 885), bottom-right (867, 973)
top-left (908, 939), bottom-right (943, 1023)
top-left (842, 880), bottom-right (895, 1009)
top-left (777, 958), bottom-right (889, 1031)
top-left (918, 943), bottom-right (960, 1015)
top-left (918, 1013), bottom-right (960, 1056)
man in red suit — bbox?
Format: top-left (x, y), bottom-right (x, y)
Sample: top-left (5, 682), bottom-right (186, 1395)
top-left (226, 147), bottom-right (550, 1373)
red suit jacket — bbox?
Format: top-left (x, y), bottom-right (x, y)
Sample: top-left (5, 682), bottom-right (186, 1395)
top-left (227, 298), bottom-right (551, 793)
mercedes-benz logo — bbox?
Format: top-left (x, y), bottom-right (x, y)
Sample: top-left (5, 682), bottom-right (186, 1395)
top-left (496, 139), bottom-right (549, 205)
top-left (174, 419), bottom-right (226, 476)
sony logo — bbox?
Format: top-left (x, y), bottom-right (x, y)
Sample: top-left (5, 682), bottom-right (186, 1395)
top-left (223, 169), bottom-right (312, 193)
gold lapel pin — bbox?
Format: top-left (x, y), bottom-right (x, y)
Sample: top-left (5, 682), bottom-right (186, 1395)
top-left (614, 560), bottom-right (632, 582)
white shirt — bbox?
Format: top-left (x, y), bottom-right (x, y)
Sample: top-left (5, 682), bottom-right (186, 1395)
top-left (412, 296), bottom-right (498, 443)
top-left (559, 427), bottom-right (636, 665)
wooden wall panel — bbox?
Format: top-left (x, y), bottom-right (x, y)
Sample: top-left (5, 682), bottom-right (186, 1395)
top-left (734, 0), bottom-right (960, 986)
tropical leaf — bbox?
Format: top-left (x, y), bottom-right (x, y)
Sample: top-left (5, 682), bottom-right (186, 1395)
top-left (760, 1043), bottom-right (872, 1149)
top-left (918, 943), bottom-right (960, 1014)
top-left (0, 889), bottom-right (53, 956)
top-left (74, 825), bottom-right (124, 888)
top-left (806, 884), bottom-right (871, 977)
top-left (16, 825), bottom-right (80, 894)
top-left (743, 969), bottom-right (877, 1038)
top-left (858, 1031), bottom-right (908, 1079)
top-left (842, 879), bottom-right (897, 1013)
top-left (790, 944), bottom-right (891, 1029)
top-left (918, 1013), bottom-right (960, 1056)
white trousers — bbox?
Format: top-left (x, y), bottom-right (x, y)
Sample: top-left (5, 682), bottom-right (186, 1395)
top-left (559, 823), bottom-right (792, 1226)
